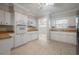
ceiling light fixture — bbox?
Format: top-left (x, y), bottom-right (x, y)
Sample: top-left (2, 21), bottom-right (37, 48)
top-left (45, 3), bottom-right (54, 6)
top-left (39, 3), bottom-right (54, 9)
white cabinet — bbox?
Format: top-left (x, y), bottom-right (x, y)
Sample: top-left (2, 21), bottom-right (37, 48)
top-left (5, 11), bottom-right (11, 25)
top-left (14, 32), bottom-right (38, 47)
top-left (15, 12), bottom-right (28, 25)
top-left (23, 34), bottom-right (29, 44)
top-left (0, 10), bottom-right (5, 25)
top-left (14, 34), bottom-right (23, 47)
top-left (26, 32), bottom-right (32, 42)
top-left (28, 18), bottom-right (37, 27)
top-left (50, 31), bottom-right (77, 45)
top-left (14, 34), bottom-right (28, 47)
top-left (15, 12), bottom-right (22, 25)
top-left (14, 34), bottom-right (27, 47)
top-left (0, 38), bottom-right (12, 55)
top-left (0, 9), bottom-right (11, 25)
top-left (10, 37), bottom-right (14, 48)
top-left (31, 32), bottom-right (38, 40)
top-left (27, 32), bottom-right (38, 41)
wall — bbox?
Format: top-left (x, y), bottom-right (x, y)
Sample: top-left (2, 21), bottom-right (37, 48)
top-left (49, 10), bottom-right (77, 45)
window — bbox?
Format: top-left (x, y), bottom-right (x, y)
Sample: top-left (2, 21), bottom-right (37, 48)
top-left (55, 19), bottom-right (68, 28)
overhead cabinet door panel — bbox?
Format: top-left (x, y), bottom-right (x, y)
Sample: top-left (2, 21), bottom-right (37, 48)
top-left (0, 10), bottom-right (5, 25)
top-left (5, 11), bottom-right (11, 25)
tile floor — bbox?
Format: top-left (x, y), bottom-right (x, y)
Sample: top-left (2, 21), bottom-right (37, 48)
top-left (11, 39), bottom-right (76, 55)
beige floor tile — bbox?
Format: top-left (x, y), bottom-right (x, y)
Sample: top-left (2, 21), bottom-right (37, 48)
top-left (11, 40), bottom-right (76, 55)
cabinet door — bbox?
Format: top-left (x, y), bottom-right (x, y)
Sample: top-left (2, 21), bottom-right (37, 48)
top-left (26, 32), bottom-right (32, 42)
top-left (65, 33), bottom-right (76, 45)
top-left (32, 32), bottom-right (37, 40)
top-left (10, 38), bottom-right (14, 48)
top-left (14, 35), bottom-right (21, 47)
top-left (0, 10), bottom-right (5, 25)
top-left (23, 15), bottom-right (28, 25)
top-left (5, 11), bottom-right (11, 25)
top-left (15, 12), bottom-right (24, 25)
top-left (0, 10), bottom-right (2, 24)
top-left (14, 35), bottom-right (24, 47)
top-left (0, 38), bottom-right (11, 55)
top-left (23, 34), bottom-right (27, 44)
top-left (21, 34), bottom-right (25, 44)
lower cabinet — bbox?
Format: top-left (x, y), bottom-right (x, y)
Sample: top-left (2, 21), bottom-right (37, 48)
top-left (50, 31), bottom-right (76, 45)
top-left (24, 32), bottom-right (38, 42)
top-left (0, 38), bottom-right (12, 55)
top-left (32, 32), bottom-right (38, 40)
top-left (14, 32), bottom-right (38, 47)
top-left (14, 34), bottom-right (24, 47)
top-left (10, 38), bottom-right (14, 49)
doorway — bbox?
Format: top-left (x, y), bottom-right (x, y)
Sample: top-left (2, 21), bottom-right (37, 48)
top-left (38, 17), bottom-right (49, 44)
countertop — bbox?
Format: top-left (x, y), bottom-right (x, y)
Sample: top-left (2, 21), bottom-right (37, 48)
top-left (50, 28), bottom-right (76, 32)
top-left (0, 31), bottom-right (14, 34)
top-left (0, 31), bottom-right (14, 40)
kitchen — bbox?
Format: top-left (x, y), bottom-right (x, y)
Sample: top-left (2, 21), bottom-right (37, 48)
top-left (0, 3), bottom-right (39, 54)
top-left (0, 3), bottom-right (78, 55)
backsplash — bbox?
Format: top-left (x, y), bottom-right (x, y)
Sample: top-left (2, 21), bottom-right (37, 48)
top-left (0, 25), bottom-right (14, 32)
top-left (51, 26), bottom-right (76, 28)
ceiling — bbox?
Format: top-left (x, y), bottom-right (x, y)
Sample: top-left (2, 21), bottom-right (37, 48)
top-left (13, 3), bottom-right (79, 18)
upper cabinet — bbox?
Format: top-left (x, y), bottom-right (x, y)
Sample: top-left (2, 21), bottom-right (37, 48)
top-left (5, 11), bottom-right (11, 25)
top-left (0, 10), bottom-right (12, 25)
top-left (0, 4), bottom-right (13, 25)
top-left (0, 10), bottom-right (5, 25)
top-left (15, 12), bottom-right (28, 25)
top-left (27, 18), bottom-right (38, 27)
